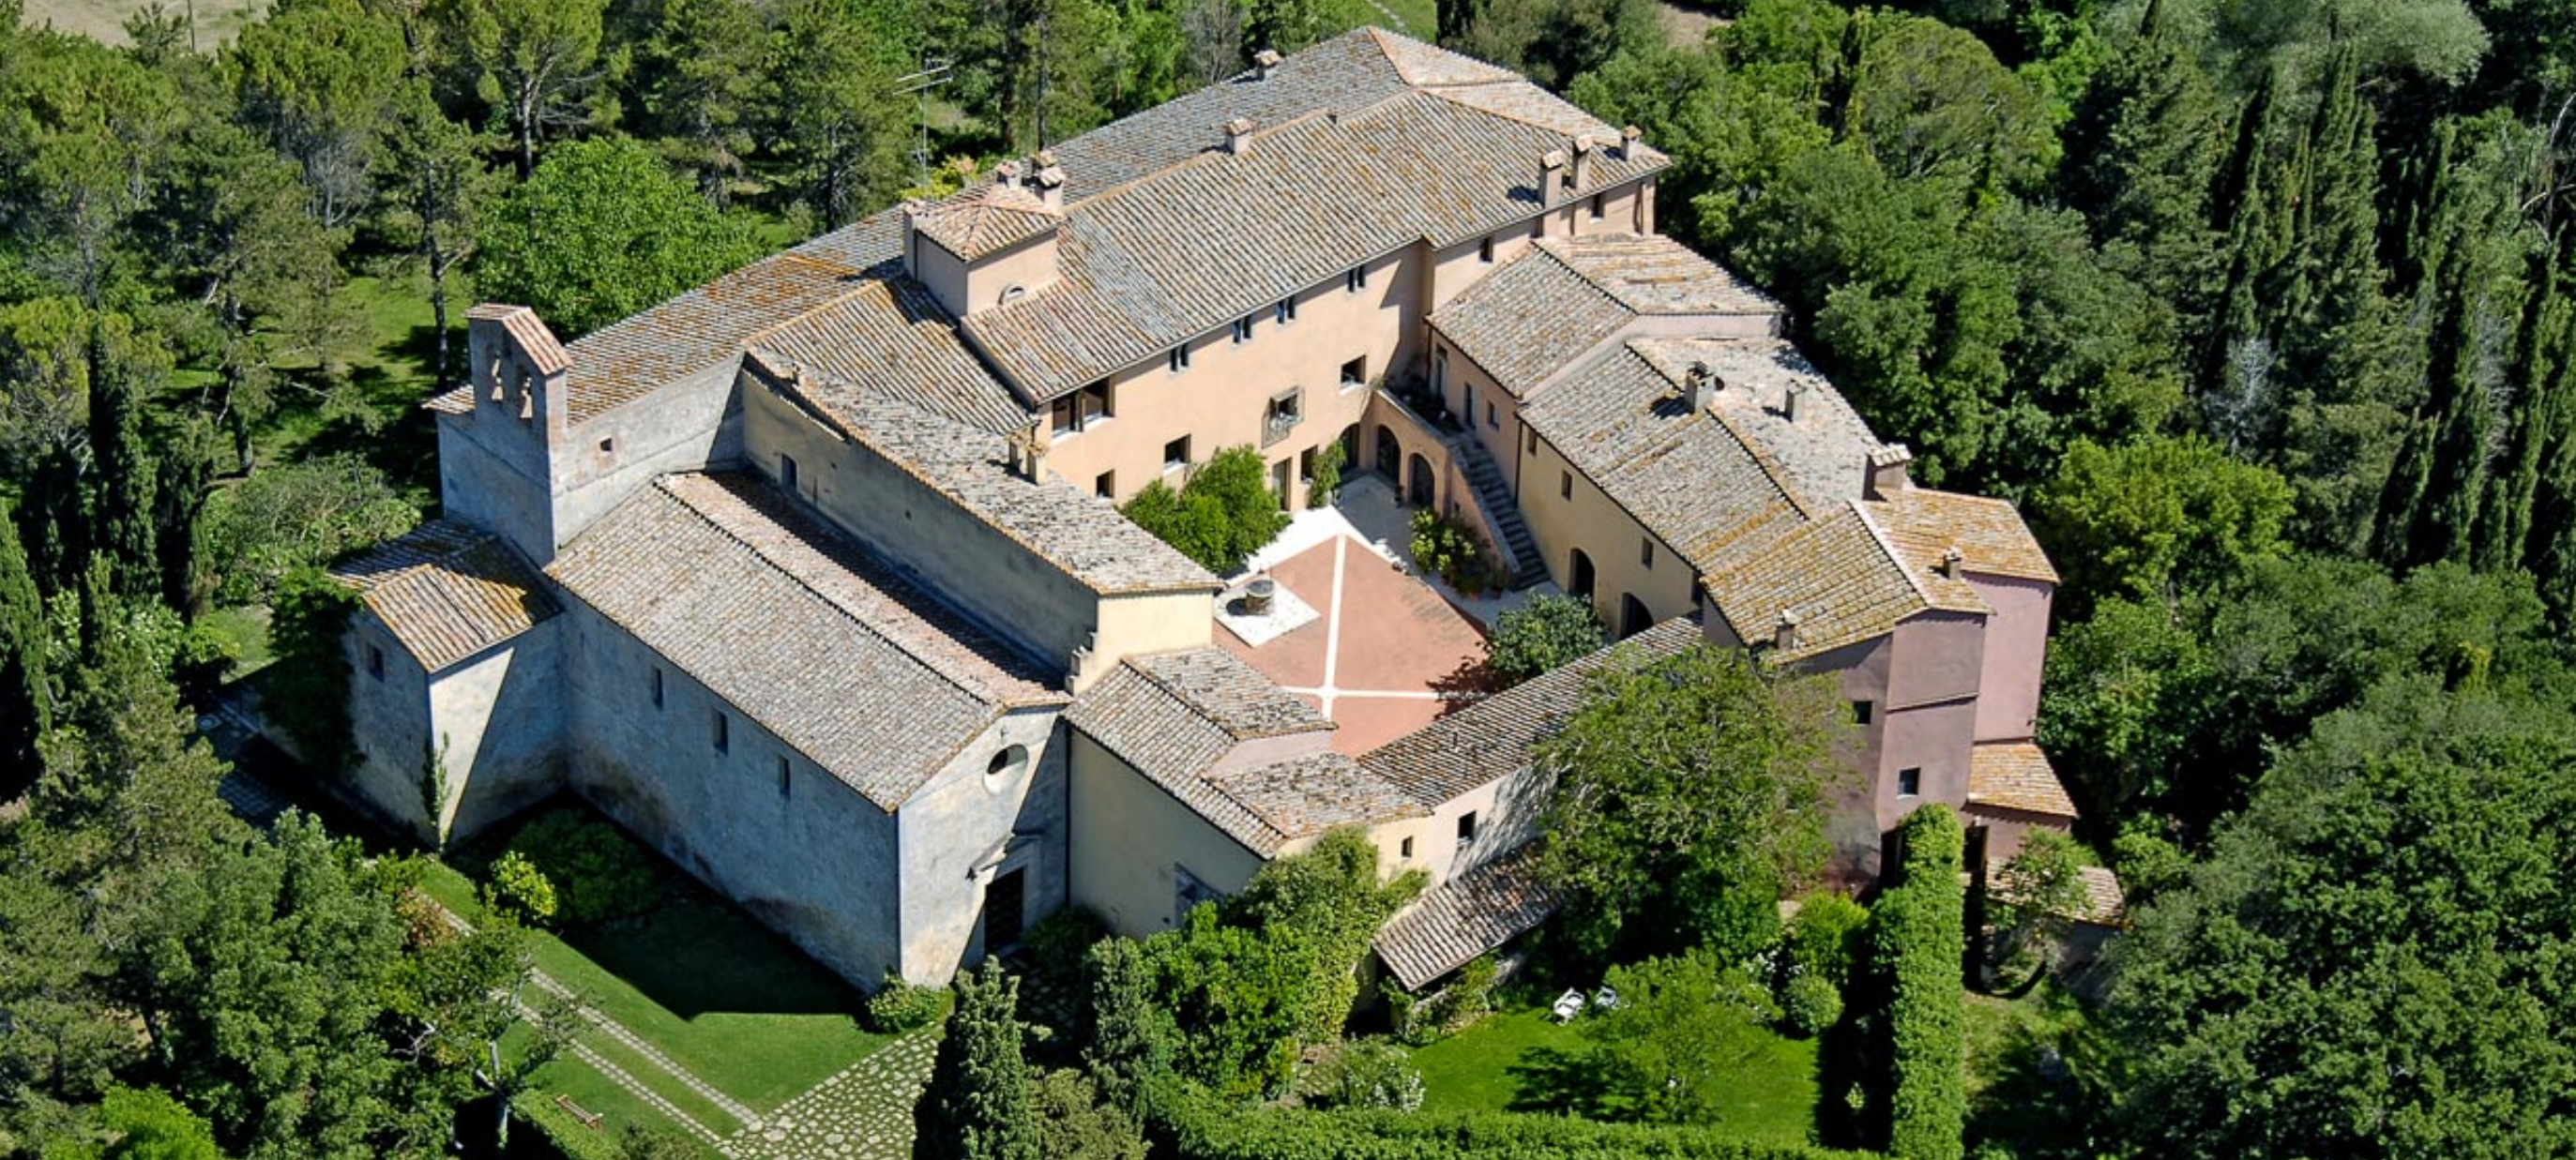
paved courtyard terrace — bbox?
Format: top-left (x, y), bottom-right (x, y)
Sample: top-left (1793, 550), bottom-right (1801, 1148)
top-left (1220, 480), bottom-right (1500, 755)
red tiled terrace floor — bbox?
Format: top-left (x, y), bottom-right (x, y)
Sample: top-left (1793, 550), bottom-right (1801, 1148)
top-left (1217, 533), bottom-right (1489, 755)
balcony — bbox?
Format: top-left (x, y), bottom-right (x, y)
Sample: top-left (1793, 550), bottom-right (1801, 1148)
top-left (1261, 386), bottom-right (1304, 448)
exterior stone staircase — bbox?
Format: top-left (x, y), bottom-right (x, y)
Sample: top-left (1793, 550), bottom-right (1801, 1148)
top-left (1454, 439), bottom-right (1545, 589)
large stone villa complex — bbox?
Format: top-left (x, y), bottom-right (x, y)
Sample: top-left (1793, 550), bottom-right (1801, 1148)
top-left (324, 28), bottom-right (2082, 993)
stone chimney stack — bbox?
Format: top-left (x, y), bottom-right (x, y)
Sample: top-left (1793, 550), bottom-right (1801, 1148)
top-left (1253, 48), bottom-right (1282, 80)
top-left (1865, 443), bottom-right (1914, 500)
top-left (1941, 546), bottom-right (1965, 580)
top-left (1687, 361), bottom-right (1718, 412)
top-left (1621, 124), bottom-right (1642, 159)
top-left (1008, 424), bottom-right (1051, 482)
top-left (1784, 382), bottom-right (1808, 424)
top-left (1223, 116), bottom-right (1255, 155)
top-left (1032, 153), bottom-right (1066, 211)
top-left (1540, 148), bottom-right (1567, 199)
top-left (1774, 609), bottom-right (1800, 653)
top-left (1569, 135), bottom-right (1597, 192)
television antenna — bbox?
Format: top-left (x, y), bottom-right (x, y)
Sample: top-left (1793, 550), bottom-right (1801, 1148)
top-left (897, 56), bottom-right (954, 195)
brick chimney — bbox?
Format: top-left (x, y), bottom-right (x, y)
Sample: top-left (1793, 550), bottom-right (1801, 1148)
top-left (1569, 135), bottom-right (1597, 192)
top-left (1224, 116), bottom-right (1255, 155)
top-left (1253, 48), bottom-right (1282, 80)
top-left (1621, 124), bottom-right (1642, 159)
top-left (1774, 609), bottom-right (1800, 653)
top-left (1865, 443), bottom-right (1914, 500)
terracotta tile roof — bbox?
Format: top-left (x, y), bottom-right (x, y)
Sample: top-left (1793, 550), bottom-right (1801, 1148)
top-left (963, 33), bottom-right (1667, 402)
top-left (753, 360), bottom-right (1219, 595)
top-left (1870, 488), bottom-right (2059, 584)
top-left (908, 182), bottom-right (1062, 261)
top-left (547, 474), bottom-right (1066, 809)
top-left (1541, 234), bottom-right (1780, 316)
top-left (1519, 345), bottom-right (1808, 576)
top-left (332, 521), bottom-right (558, 672)
top-left (1068, 652), bottom-right (1419, 855)
top-left (1627, 338), bottom-right (1878, 519)
top-left (1703, 503), bottom-right (1984, 662)
top-left (1363, 619), bottom-right (1697, 805)
top-left (1365, 26), bottom-right (1523, 86)
top-left (1987, 859), bottom-right (2127, 926)
top-left (1372, 849), bottom-right (1558, 990)
top-left (1206, 751), bottom-right (1430, 844)
top-left (1429, 248), bottom-right (1635, 399)
top-left (1966, 741), bottom-right (2078, 819)
top-left (744, 279), bottom-right (1029, 434)
top-left (465, 304), bottom-right (569, 375)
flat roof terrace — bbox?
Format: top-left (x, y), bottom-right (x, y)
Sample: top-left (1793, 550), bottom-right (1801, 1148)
top-left (1216, 498), bottom-right (1492, 755)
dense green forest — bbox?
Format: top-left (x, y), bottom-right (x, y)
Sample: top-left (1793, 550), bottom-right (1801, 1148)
top-left (5, 0), bottom-right (2576, 1154)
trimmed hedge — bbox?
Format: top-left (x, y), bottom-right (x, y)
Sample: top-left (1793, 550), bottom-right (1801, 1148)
top-left (1144, 1076), bottom-right (1877, 1160)
top-left (1871, 806), bottom-right (1966, 1160)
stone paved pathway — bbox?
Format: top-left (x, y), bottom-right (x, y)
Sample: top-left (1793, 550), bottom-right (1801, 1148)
top-left (726, 1032), bottom-right (940, 1160)
top-left (526, 973), bottom-right (765, 1130)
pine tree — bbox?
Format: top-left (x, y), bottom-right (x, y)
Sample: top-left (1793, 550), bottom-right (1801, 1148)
top-left (0, 505), bottom-right (51, 788)
top-left (1081, 939), bottom-right (1171, 1113)
top-left (913, 961), bottom-right (1038, 1160)
top-left (2062, 0), bottom-right (2225, 326)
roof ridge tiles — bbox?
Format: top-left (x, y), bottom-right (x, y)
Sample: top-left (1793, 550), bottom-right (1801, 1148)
top-left (1845, 499), bottom-right (1937, 612)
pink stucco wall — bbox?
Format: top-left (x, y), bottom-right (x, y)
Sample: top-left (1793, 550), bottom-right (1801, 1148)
top-left (1968, 573), bottom-right (2053, 742)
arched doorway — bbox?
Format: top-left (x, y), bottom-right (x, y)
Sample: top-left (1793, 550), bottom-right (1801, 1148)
top-left (1339, 424), bottom-right (1361, 475)
top-left (1406, 454), bottom-right (1435, 506)
top-left (1568, 549), bottom-right (1595, 599)
top-left (1375, 426), bottom-right (1402, 479)
top-left (1619, 594), bottom-right (1651, 639)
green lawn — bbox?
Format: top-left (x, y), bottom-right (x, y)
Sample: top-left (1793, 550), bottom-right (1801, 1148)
top-left (1406, 1006), bottom-right (1824, 1147)
top-left (1963, 981), bottom-right (2102, 1154)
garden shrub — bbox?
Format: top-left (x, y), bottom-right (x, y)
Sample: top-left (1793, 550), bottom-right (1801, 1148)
top-left (1306, 441), bottom-right (1344, 508)
top-left (500, 807), bottom-right (666, 926)
top-left (1297, 1038), bottom-right (1424, 1112)
top-left (482, 850), bottom-right (558, 926)
top-left (1781, 972), bottom-right (1843, 1038)
top-left (1397, 954), bottom-right (1499, 1045)
top-left (1143, 1074), bottom-right (1877, 1159)
top-left (1870, 806), bottom-right (1966, 1160)
top-left (1486, 594), bottom-right (1606, 685)
top-left (1407, 510), bottom-right (1499, 593)
top-left (1122, 445), bottom-right (1290, 574)
top-left (1782, 894), bottom-right (1870, 990)
top-left (1582, 950), bottom-right (1783, 1126)
top-left (867, 972), bottom-right (952, 1032)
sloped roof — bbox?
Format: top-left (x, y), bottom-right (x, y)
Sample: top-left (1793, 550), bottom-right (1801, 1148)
top-left (548, 474), bottom-right (1065, 809)
top-left (744, 278), bottom-right (1029, 434)
top-left (1626, 338), bottom-right (1878, 519)
top-left (1372, 850), bottom-right (1557, 990)
top-left (1068, 650), bottom-right (1421, 856)
top-left (1541, 234), bottom-right (1780, 316)
top-left (1430, 234), bottom-right (1780, 400)
top-left (756, 360), bottom-right (1219, 595)
top-left (909, 181), bottom-right (1062, 260)
top-left (1965, 741), bottom-right (2078, 819)
top-left (1363, 619), bottom-right (1698, 806)
top-left (1702, 503), bottom-right (1985, 662)
top-left (1871, 487), bottom-right (2060, 585)
top-left (332, 521), bottom-right (557, 672)
top-left (1519, 345), bottom-right (1808, 576)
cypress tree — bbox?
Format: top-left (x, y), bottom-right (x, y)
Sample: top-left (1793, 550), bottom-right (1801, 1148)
top-left (914, 961), bottom-right (1038, 1160)
top-left (83, 317), bottom-right (159, 601)
top-left (2202, 66), bottom-right (2291, 444)
top-left (19, 442), bottom-right (88, 599)
top-left (2062, 0), bottom-right (2226, 328)
top-left (0, 505), bottom-right (51, 788)
top-left (2471, 250), bottom-right (2569, 573)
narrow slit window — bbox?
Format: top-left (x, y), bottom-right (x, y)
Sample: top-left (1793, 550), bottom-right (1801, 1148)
top-left (1478, 235), bottom-right (1495, 263)
top-left (650, 667), bottom-right (664, 709)
top-left (712, 711), bottom-right (730, 753)
top-left (1457, 811), bottom-right (1478, 846)
top-left (779, 756), bottom-right (793, 798)
top-left (1168, 344), bottom-right (1190, 372)
top-left (1345, 265), bottom-right (1368, 292)
top-left (1276, 296), bottom-right (1297, 324)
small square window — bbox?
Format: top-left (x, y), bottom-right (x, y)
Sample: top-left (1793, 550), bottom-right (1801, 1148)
top-left (650, 667), bottom-right (664, 710)
top-left (1852, 701), bottom-right (1875, 726)
top-left (1096, 471), bottom-right (1115, 498)
top-left (1559, 471), bottom-right (1572, 500)
top-left (1276, 296), bottom-right (1296, 324)
top-left (1457, 811), bottom-right (1478, 846)
top-left (1641, 538), bottom-right (1655, 568)
top-left (779, 756), bottom-right (793, 799)
top-left (366, 644), bottom-right (386, 681)
top-left (780, 453), bottom-right (799, 491)
top-left (713, 711), bottom-right (731, 754)
top-left (1341, 356), bottom-right (1366, 387)
top-left (1400, 836), bottom-right (1415, 859)
top-left (599, 437), bottom-right (615, 453)
top-left (1234, 316), bottom-right (1255, 342)
top-left (1478, 235), bottom-right (1495, 264)
top-left (1163, 436), bottom-right (1190, 471)
top-left (1168, 344), bottom-right (1190, 372)
top-left (1590, 193), bottom-right (1605, 219)
top-left (1345, 265), bottom-right (1368, 293)
top-left (1897, 767), bottom-right (1922, 797)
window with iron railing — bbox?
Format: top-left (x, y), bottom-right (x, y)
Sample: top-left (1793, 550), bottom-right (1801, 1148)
top-left (1262, 387), bottom-right (1303, 447)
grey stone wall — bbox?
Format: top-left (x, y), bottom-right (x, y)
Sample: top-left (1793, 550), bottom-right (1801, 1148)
top-left (557, 597), bottom-right (906, 987)
top-left (427, 625), bottom-right (568, 840)
top-left (344, 612), bottom-right (435, 838)
top-left (895, 708), bottom-right (1069, 983)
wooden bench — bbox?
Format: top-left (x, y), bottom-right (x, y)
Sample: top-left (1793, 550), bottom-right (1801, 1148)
top-left (553, 1094), bottom-right (605, 1131)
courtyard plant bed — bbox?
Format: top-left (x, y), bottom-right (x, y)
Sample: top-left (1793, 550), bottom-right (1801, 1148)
top-left (1404, 1004), bottom-right (1825, 1147)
